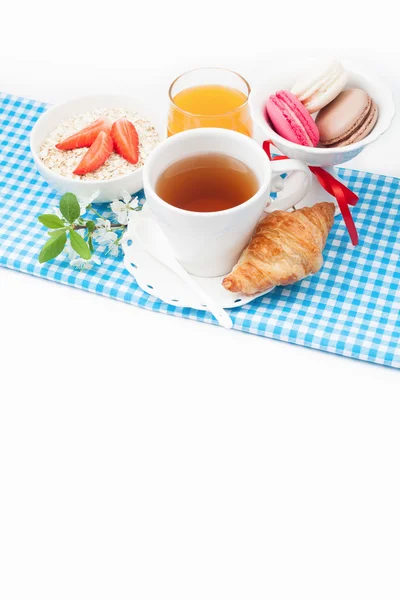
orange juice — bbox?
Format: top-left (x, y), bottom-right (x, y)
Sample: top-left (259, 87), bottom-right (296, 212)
top-left (168, 84), bottom-right (253, 137)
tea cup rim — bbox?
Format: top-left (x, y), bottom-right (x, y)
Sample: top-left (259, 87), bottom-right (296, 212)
top-left (143, 127), bottom-right (271, 218)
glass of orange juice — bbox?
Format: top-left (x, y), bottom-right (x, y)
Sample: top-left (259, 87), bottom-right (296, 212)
top-left (167, 67), bottom-right (253, 138)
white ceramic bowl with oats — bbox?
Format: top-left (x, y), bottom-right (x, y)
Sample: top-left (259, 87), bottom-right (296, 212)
top-left (30, 94), bottom-right (164, 203)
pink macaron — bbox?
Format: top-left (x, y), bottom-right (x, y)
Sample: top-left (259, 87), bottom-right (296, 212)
top-left (265, 90), bottom-right (320, 147)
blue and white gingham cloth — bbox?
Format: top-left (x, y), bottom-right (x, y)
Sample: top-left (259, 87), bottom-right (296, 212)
top-left (1, 92), bottom-right (399, 368)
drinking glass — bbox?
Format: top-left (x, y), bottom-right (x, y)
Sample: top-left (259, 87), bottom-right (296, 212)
top-left (167, 67), bottom-right (253, 137)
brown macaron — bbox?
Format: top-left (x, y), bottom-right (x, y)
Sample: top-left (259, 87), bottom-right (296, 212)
top-left (316, 89), bottom-right (378, 147)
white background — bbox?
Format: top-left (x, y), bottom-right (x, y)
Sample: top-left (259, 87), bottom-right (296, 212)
top-left (1, 3), bottom-right (399, 599)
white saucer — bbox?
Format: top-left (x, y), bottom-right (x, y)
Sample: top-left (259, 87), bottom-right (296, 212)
top-left (121, 203), bottom-right (274, 311)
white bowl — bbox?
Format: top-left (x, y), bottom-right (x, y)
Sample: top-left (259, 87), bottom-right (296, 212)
top-left (30, 94), bottom-right (165, 203)
top-left (250, 61), bottom-right (395, 167)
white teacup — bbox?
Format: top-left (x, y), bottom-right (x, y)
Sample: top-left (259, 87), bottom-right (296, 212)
top-left (143, 128), bottom-right (311, 277)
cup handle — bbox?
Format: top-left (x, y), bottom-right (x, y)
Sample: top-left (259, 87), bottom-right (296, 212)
top-left (267, 159), bottom-right (311, 212)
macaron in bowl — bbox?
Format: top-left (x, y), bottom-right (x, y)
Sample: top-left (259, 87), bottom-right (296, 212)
top-left (291, 57), bottom-right (348, 114)
top-left (265, 91), bottom-right (319, 147)
top-left (316, 88), bottom-right (378, 147)
top-left (250, 59), bottom-right (395, 168)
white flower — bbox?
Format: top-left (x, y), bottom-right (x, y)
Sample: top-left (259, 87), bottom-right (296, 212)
top-left (67, 246), bottom-right (101, 270)
top-left (78, 199), bottom-right (91, 216)
top-left (96, 217), bottom-right (111, 230)
top-left (110, 200), bottom-right (128, 224)
top-left (95, 230), bottom-right (118, 247)
top-left (70, 255), bottom-right (101, 270)
top-left (107, 240), bottom-right (120, 257)
top-left (120, 189), bottom-right (136, 205)
top-left (123, 207), bottom-right (141, 224)
top-left (93, 219), bottom-right (113, 244)
top-left (78, 191), bottom-right (100, 215)
top-left (94, 229), bottom-right (120, 257)
top-left (111, 194), bottom-right (139, 225)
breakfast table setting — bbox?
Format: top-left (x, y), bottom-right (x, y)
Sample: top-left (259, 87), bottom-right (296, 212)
top-left (2, 7), bottom-right (400, 594)
top-left (1, 56), bottom-right (399, 368)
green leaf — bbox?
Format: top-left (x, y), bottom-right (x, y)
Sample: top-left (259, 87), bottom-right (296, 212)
top-left (60, 193), bottom-right (80, 224)
top-left (69, 229), bottom-right (91, 260)
top-left (38, 214), bottom-right (65, 229)
top-left (38, 230), bottom-right (67, 263)
top-left (88, 235), bottom-right (94, 253)
top-left (86, 220), bottom-right (96, 233)
top-left (47, 228), bottom-right (67, 236)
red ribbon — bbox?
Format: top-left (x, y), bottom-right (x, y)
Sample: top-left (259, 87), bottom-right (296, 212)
top-left (263, 141), bottom-right (359, 245)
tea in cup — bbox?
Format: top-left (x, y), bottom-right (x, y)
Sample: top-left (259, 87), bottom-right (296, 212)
top-left (143, 128), bottom-right (311, 277)
top-left (155, 152), bottom-right (259, 213)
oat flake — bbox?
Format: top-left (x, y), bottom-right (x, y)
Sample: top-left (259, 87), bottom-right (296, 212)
top-left (39, 108), bottom-right (160, 181)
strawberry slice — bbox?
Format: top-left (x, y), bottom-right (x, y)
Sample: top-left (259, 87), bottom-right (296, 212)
top-left (111, 119), bottom-right (139, 164)
top-left (56, 117), bottom-right (112, 150)
top-left (73, 131), bottom-right (113, 176)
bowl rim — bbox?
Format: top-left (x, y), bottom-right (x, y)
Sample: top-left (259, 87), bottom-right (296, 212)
top-left (250, 61), bottom-right (396, 155)
top-left (30, 92), bottom-right (164, 187)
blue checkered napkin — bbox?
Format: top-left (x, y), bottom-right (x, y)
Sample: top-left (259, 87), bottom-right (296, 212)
top-left (1, 92), bottom-right (399, 368)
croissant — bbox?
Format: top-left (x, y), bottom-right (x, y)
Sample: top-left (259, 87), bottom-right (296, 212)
top-left (222, 202), bottom-right (335, 295)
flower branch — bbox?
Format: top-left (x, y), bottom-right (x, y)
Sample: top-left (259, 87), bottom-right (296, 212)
top-left (37, 192), bottom-right (140, 268)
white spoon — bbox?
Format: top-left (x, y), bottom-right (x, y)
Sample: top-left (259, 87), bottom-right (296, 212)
top-left (132, 218), bottom-right (233, 329)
